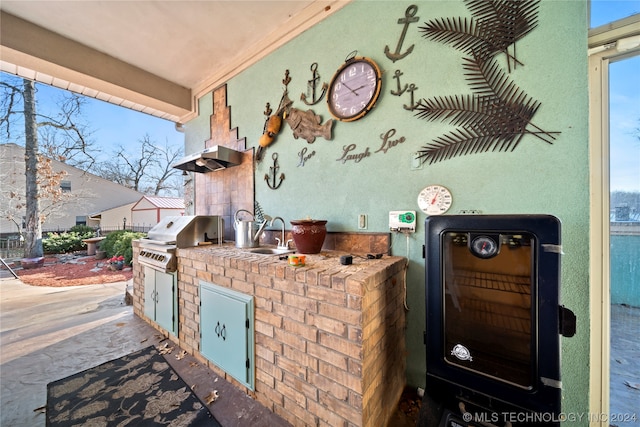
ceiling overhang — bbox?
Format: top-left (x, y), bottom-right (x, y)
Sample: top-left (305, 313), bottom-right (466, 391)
top-left (1, 11), bottom-right (191, 121)
top-left (0, 1), bottom-right (350, 123)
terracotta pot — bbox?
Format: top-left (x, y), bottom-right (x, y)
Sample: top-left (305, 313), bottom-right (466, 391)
top-left (290, 220), bottom-right (327, 254)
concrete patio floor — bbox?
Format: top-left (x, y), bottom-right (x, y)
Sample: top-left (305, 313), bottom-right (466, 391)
top-left (609, 303), bottom-right (640, 426)
top-left (0, 277), bottom-right (290, 427)
top-left (7, 272), bottom-right (630, 426)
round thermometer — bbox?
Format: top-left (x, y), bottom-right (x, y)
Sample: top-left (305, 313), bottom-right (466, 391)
top-left (417, 185), bottom-right (453, 215)
top-left (470, 235), bottom-right (499, 259)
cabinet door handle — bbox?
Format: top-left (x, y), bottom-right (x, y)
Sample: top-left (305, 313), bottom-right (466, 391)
top-left (220, 324), bottom-right (226, 341)
top-left (215, 321), bottom-right (221, 337)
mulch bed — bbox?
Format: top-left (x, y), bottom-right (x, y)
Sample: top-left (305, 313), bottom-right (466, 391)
top-left (14, 255), bottom-right (132, 287)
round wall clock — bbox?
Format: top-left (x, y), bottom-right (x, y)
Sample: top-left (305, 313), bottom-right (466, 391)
top-left (327, 54), bottom-right (382, 122)
top-left (417, 184), bottom-right (453, 215)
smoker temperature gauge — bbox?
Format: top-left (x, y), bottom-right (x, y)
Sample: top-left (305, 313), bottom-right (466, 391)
top-left (470, 235), bottom-right (499, 259)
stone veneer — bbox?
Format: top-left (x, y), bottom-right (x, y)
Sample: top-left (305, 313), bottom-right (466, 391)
top-left (132, 242), bottom-right (406, 427)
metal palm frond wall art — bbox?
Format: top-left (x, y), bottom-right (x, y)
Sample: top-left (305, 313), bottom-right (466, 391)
top-left (414, 0), bottom-right (560, 165)
top-left (421, 0), bottom-right (541, 71)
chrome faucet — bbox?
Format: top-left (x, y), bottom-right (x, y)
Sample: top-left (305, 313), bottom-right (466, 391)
top-left (270, 217), bottom-right (292, 249)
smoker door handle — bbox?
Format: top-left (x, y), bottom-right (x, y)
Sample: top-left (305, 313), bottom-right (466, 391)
top-left (559, 305), bottom-right (576, 337)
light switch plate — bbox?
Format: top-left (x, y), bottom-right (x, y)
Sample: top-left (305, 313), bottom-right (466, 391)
top-left (410, 152), bottom-right (423, 170)
top-left (358, 214), bottom-right (367, 230)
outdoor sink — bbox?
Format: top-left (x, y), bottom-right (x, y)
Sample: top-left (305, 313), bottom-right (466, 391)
top-left (247, 247), bottom-right (294, 255)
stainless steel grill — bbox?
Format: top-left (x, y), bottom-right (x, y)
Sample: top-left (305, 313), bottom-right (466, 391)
top-left (138, 244), bottom-right (177, 272)
top-left (138, 215), bottom-right (223, 273)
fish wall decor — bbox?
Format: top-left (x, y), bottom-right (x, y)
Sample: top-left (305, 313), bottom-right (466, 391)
top-left (285, 108), bottom-right (333, 144)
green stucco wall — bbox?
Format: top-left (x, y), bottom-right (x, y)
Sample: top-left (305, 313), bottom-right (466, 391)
top-left (185, 0), bottom-right (590, 422)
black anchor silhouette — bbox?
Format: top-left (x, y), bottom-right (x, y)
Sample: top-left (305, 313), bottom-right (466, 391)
top-left (301, 63), bottom-right (328, 106)
top-left (390, 70), bottom-right (408, 96)
top-left (384, 5), bottom-right (419, 63)
top-left (265, 152), bottom-right (285, 189)
top-left (403, 83), bottom-right (419, 111)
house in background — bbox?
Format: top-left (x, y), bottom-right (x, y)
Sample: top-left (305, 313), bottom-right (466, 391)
top-left (88, 202), bottom-right (136, 233)
top-left (0, 143), bottom-right (145, 235)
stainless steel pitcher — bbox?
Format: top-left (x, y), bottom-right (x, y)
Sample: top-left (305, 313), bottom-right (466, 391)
top-left (233, 209), bottom-right (270, 248)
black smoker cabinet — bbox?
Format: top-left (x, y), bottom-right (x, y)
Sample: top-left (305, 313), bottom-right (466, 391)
top-left (420, 215), bottom-right (575, 427)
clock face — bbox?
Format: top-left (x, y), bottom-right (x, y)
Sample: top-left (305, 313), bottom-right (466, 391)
top-left (327, 57), bottom-right (382, 122)
top-left (417, 185), bottom-right (453, 215)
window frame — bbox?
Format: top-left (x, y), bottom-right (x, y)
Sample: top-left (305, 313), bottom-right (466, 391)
top-left (60, 180), bottom-right (72, 193)
top-left (588, 13), bottom-right (640, 426)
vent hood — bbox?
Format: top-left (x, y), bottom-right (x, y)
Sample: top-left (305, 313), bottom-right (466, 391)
top-left (172, 145), bottom-right (243, 173)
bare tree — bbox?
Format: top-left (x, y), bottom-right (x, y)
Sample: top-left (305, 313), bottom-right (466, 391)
top-left (1, 76), bottom-right (98, 167)
top-left (93, 134), bottom-right (183, 196)
top-left (23, 79), bottom-right (42, 258)
top-left (0, 75), bottom-right (97, 258)
top-left (1, 73), bottom-right (183, 260)
top-left (148, 140), bottom-right (184, 196)
top-left (0, 148), bottom-right (72, 234)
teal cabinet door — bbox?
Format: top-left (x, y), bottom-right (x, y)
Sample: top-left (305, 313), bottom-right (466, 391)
top-left (143, 267), bottom-right (177, 335)
top-left (144, 266), bottom-right (156, 320)
top-left (155, 269), bottom-right (176, 334)
top-left (200, 282), bottom-right (254, 389)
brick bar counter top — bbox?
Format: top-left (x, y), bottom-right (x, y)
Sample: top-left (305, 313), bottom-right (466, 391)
top-left (132, 242), bottom-right (407, 427)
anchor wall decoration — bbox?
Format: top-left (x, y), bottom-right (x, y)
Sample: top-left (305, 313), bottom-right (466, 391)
top-left (265, 152), bottom-right (285, 189)
top-left (390, 70), bottom-right (408, 96)
top-left (403, 83), bottom-right (419, 110)
top-left (390, 69), bottom-right (419, 110)
top-left (384, 5), bottom-right (419, 62)
top-left (300, 63), bottom-right (328, 106)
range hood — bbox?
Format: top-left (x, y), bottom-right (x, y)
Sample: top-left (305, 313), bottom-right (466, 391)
top-left (172, 145), bottom-right (243, 173)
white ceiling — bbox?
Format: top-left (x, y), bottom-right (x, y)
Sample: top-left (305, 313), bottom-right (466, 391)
top-left (0, 1), bottom-right (348, 122)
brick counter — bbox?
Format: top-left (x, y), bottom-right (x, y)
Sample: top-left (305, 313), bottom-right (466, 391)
top-left (132, 242), bottom-right (407, 427)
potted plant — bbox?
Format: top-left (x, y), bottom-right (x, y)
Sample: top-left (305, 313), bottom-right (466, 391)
top-left (108, 255), bottom-right (125, 271)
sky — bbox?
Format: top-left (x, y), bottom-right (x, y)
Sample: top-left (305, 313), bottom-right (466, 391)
top-left (591, 0), bottom-right (640, 192)
top-left (591, 0), bottom-right (640, 27)
top-left (609, 56), bottom-right (640, 192)
top-left (33, 83), bottom-right (184, 164)
top-left (6, 0), bottom-right (638, 191)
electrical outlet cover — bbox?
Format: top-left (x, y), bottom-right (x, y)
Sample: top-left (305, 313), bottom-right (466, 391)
top-left (389, 210), bottom-right (416, 232)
